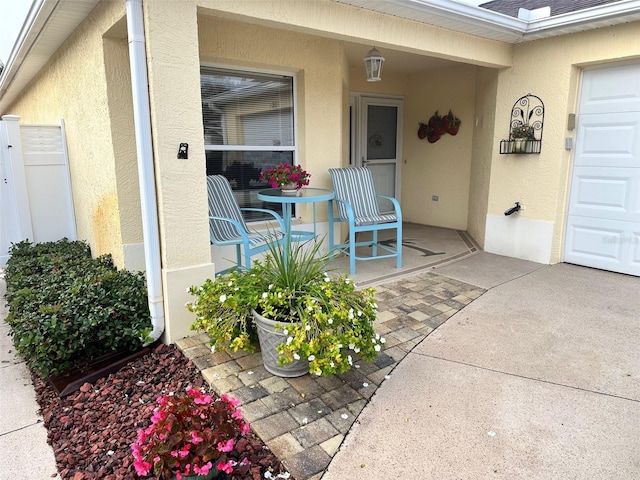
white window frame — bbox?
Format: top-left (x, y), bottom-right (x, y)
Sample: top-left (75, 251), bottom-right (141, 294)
top-left (201, 64), bottom-right (298, 166)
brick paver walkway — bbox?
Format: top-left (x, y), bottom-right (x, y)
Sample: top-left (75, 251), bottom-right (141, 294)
top-left (175, 272), bottom-right (485, 480)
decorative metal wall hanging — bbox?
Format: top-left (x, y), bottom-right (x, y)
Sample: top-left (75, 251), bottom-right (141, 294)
top-left (500, 94), bottom-right (544, 154)
top-left (417, 110), bottom-right (461, 143)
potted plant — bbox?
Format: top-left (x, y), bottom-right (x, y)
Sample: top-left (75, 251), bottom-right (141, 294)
top-left (510, 123), bottom-right (535, 152)
top-left (187, 239), bottom-right (383, 377)
top-left (260, 163), bottom-right (311, 194)
top-left (131, 386), bottom-right (250, 479)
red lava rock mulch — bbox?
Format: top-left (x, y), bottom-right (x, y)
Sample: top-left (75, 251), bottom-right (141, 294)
top-left (32, 344), bottom-right (292, 480)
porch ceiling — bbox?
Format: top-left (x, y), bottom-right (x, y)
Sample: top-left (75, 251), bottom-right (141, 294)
top-left (344, 41), bottom-right (459, 75)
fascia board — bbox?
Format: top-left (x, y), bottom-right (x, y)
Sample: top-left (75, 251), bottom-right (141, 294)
top-left (338, 0), bottom-right (640, 41)
top-left (0, 0), bottom-right (101, 114)
top-left (524, 0), bottom-right (640, 33)
top-left (0, 0), bottom-right (51, 105)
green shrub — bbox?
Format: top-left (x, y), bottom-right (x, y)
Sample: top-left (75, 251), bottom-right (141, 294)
top-left (4, 239), bottom-right (152, 378)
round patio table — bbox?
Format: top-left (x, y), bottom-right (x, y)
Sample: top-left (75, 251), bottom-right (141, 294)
top-left (257, 187), bottom-right (335, 244)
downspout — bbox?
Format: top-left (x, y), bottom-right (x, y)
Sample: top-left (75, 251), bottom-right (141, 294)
top-left (125, 0), bottom-right (164, 342)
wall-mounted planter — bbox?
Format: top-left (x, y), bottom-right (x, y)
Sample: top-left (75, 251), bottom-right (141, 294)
top-left (500, 94), bottom-right (544, 155)
top-left (500, 139), bottom-right (542, 154)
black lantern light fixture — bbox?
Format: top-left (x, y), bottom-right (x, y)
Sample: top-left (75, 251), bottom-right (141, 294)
top-left (364, 47), bottom-right (385, 82)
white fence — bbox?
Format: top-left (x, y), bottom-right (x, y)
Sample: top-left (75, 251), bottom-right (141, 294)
top-left (0, 115), bottom-right (76, 267)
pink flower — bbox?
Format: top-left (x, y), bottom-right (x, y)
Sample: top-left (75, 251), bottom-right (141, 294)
top-left (194, 394), bottom-right (212, 405)
top-left (217, 460), bottom-right (236, 474)
top-left (240, 422), bottom-right (251, 434)
top-left (133, 459), bottom-right (152, 476)
top-left (232, 409), bottom-right (243, 420)
top-left (217, 438), bottom-right (235, 453)
top-left (194, 462), bottom-right (213, 475)
top-left (178, 444), bottom-right (192, 458)
top-left (191, 431), bottom-right (203, 444)
top-left (151, 410), bottom-right (165, 424)
top-left (221, 394), bottom-right (240, 408)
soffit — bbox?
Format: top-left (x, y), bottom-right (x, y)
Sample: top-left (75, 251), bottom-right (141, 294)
top-left (0, 0), bottom-right (101, 113)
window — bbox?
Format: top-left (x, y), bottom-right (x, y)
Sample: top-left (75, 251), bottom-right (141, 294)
top-left (200, 67), bottom-right (295, 220)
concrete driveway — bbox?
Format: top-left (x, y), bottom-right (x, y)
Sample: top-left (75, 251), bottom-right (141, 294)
top-left (323, 256), bottom-right (640, 479)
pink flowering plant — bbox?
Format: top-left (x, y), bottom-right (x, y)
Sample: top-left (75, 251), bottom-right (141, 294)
top-left (260, 163), bottom-right (310, 189)
top-left (131, 386), bottom-right (250, 479)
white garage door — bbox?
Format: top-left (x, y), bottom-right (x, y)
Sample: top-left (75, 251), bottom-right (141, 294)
top-left (564, 63), bottom-right (640, 276)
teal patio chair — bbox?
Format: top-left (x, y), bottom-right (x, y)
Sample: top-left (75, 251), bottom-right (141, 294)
top-left (206, 175), bottom-right (286, 272)
top-left (328, 167), bottom-right (402, 275)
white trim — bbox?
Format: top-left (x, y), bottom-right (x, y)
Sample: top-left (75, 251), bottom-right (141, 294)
top-left (58, 119), bottom-right (77, 240)
top-left (126, 0), bottom-right (164, 343)
top-left (200, 65), bottom-right (298, 159)
top-left (485, 214), bottom-right (553, 264)
top-left (336, 0), bottom-right (640, 43)
top-left (352, 94), bottom-right (403, 204)
top-left (200, 64), bottom-right (300, 217)
top-left (349, 94), bottom-right (358, 166)
top-left (204, 145), bottom-right (296, 152)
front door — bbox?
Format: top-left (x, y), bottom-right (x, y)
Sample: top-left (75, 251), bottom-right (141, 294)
top-left (564, 63), bottom-right (640, 276)
top-left (353, 95), bottom-right (403, 213)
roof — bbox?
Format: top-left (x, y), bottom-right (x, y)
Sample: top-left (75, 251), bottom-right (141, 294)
top-left (335, 0), bottom-right (640, 43)
top-left (479, 0), bottom-right (624, 18)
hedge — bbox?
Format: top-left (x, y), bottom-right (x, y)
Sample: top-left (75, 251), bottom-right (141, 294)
top-left (4, 239), bottom-right (152, 378)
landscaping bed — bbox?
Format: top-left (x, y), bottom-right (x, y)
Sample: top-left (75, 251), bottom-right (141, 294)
top-left (32, 343), bottom-right (291, 480)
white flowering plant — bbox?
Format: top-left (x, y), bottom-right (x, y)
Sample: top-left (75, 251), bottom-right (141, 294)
top-left (187, 238), bottom-right (382, 376)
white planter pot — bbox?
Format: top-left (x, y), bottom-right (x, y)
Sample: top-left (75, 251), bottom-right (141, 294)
top-left (252, 309), bottom-right (308, 377)
top-left (280, 182), bottom-right (299, 195)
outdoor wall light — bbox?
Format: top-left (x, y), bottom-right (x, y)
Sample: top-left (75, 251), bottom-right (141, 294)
top-left (364, 47), bottom-right (385, 82)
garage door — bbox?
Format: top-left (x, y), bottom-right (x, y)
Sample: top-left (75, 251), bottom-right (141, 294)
top-left (564, 63), bottom-right (640, 276)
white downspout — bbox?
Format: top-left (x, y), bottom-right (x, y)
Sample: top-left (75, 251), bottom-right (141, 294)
top-left (125, 0), bottom-right (164, 342)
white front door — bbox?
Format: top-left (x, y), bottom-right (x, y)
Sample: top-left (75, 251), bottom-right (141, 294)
top-left (353, 95), bottom-right (402, 213)
top-left (564, 63), bottom-right (640, 276)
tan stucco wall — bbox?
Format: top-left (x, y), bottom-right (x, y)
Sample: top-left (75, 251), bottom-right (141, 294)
top-left (5, 0), bottom-right (129, 265)
top-left (467, 67), bottom-right (499, 248)
top-left (200, 0), bottom-right (512, 69)
top-left (488, 21), bottom-right (640, 263)
top-left (103, 29), bottom-right (143, 250)
top-left (142, 0), bottom-right (215, 342)
top-left (197, 14), bottom-right (349, 210)
top-left (351, 65), bottom-right (479, 231)
top-left (402, 65), bottom-right (476, 230)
